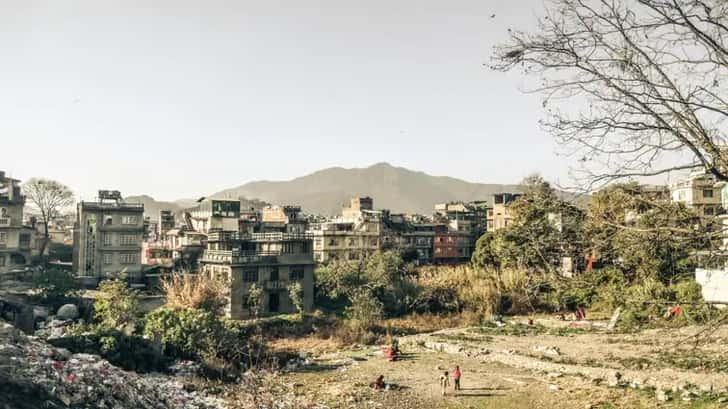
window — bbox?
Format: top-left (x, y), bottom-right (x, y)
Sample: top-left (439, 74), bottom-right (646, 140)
top-left (119, 234), bottom-right (138, 246)
top-left (0, 255), bottom-right (5, 266)
top-left (703, 189), bottom-right (714, 198)
top-left (103, 233), bottom-right (113, 246)
top-left (269, 268), bottom-right (279, 281)
top-left (104, 215), bottom-right (113, 225)
top-left (243, 269), bottom-right (259, 283)
top-left (328, 238), bottom-right (336, 246)
top-left (122, 215), bottom-right (138, 225)
top-left (0, 232), bottom-right (7, 244)
top-left (19, 234), bottom-right (30, 246)
top-left (119, 253), bottom-right (139, 264)
top-left (289, 266), bottom-right (305, 281)
top-left (704, 207), bottom-right (715, 216)
top-left (104, 253), bottom-right (113, 265)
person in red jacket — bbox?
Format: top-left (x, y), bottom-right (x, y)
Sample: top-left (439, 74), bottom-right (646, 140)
top-left (453, 366), bottom-right (462, 391)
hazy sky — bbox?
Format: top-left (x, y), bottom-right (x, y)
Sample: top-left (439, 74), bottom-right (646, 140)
top-left (1, 0), bottom-right (571, 202)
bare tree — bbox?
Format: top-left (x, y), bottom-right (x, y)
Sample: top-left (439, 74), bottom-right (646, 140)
top-left (492, 0), bottom-right (728, 190)
top-left (22, 178), bottom-right (74, 257)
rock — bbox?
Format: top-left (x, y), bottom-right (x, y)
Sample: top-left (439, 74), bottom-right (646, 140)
top-left (656, 389), bottom-right (670, 402)
top-left (681, 390), bottom-right (697, 401)
top-left (546, 372), bottom-right (563, 379)
top-left (56, 304), bottom-right (79, 320)
top-left (548, 384), bottom-right (559, 392)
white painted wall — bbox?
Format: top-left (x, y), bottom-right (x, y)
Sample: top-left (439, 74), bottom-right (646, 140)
top-left (695, 268), bottom-right (728, 304)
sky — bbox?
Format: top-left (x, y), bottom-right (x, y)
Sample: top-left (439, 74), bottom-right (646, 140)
top-left (0, 0), bottom-right (572, 202)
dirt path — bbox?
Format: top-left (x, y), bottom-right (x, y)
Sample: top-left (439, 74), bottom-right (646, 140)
top-left (277, 320), bottom-right (728, 408)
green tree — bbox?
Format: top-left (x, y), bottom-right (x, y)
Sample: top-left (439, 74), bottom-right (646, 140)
top-left (345, 289), bottom-right (384, 332)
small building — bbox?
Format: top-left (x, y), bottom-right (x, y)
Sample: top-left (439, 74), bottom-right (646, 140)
top-left (0, 171), bottom-right (36, 273)
top-left (670, 171), bottom-right (722, 218)
top-left (73, 190), bottom-right (145, 281)
top-left (199, 231), bottom-right (315, 319)
top-left (487, 193), bottom-right (522, 231)
top-left (188, 198), bottom-right (241, 233)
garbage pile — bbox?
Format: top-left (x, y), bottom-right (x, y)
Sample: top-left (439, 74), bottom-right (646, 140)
top-left (0, 322), bottom-right (224, 409)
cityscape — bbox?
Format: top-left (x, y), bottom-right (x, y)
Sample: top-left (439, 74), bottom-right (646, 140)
top-left (2, 1), bottom-right (728, 408)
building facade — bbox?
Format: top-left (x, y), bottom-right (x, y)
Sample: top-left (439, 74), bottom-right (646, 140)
top-left (0, 171), bottom-right (36, 273)
top-left (487, 193), bottom-right (522, 231)
top-left (199, 231), bottom-right (314, 319)
top-left (73, 191), bottom-right (145, 281)
top-left (309, 198), bottom-right (383, 263)
top-left (670, 171), bottom-right (722, 218)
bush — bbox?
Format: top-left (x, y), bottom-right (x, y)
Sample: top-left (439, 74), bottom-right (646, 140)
top-left (94, 279), bottom-right (141, 331)
top-left (32, 268), bottom-right (80, 308)
top-left (144, 307), bottom-right (219, 359)
top-left (50, 325), bottom-right (163, 372)
top-left (161, 273), bottom-right (228, 315)
top-left (345, 290), bottom-right (384, 333)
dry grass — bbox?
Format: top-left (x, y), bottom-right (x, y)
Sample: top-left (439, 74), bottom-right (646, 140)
top-left (382, 311), bottom-right (483, 335)
top-left (160, 273), bottom-right (229, 314)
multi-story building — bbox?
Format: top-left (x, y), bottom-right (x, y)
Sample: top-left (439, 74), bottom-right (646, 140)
top-left (260, 205), bottom-right (307, 234)
top-left (309, 197), bottom-right (383, 263)
top-left (159, 210), bottom-right (176, 237)
top-left (383, 214), bottom-right (436, 264)
top-left (670, 171), bottom-right (722, 218)
top-left (199, 230), bottom-right (314, 319)
top-left (487, 193), bottom-right (522, 231)
top-left (73, 190), bottom-right (145, 281)
top-left (188, 198), bottom-right (240, 233)
top-left (0, 171), bottom-right (36, 273)
top-left (433, 226), bottom-right (473, 264)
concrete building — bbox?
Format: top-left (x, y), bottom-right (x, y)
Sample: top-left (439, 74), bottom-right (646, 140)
top-left (487, 193), bottom-right (522, 231)
top-left (383, 216), bottom-right (436, 264)
top-left (0, 171), bottom-right (36, 273)
top-left (309, 197), bottom-right (383, 263)
top-left (199, 230), bottom-right (314, 319)
top-left (73, 190), bottom-right (145, 281)
top-left (433, 226), bottom-right (473, 264)
top-left (188, 198), bottom-right (240, 233)
top-left (670, 171), bottom-right (722, 217)
top-left (159, 210), bottom-right (176, 237)
top-left (260, 205), bottom-right (307, 234)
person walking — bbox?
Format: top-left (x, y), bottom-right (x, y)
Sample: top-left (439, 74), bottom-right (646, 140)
top-left (439, 371), bottom-right (450, 396)
top-left (453, 365), bottom-right (462, 391)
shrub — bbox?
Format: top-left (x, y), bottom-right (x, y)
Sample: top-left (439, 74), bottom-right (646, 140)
top-left (51, 324), bottom-right (163, 372)
top-left (287, 282), bottom-right (304, 317)
top-left (144, 307), bottom-right (218, 359)
top-left (345, 289), bottom-right (384, 333)
top-left (32, 268), bottom-right (80, 308)
top-left (94, 279), bottom-right (141, 331)
top-left (161, 273), bottom-right (229, 315)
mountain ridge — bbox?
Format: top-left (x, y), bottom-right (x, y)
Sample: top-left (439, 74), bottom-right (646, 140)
top-left (211, 162), bottom-right (523, 215)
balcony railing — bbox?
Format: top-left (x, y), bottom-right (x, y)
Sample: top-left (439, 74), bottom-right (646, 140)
top-left (0, 217), bottom-right (10, 227)
top-left (263, 280), bottom-right (290, 290)
top-left (207, 231), bottom-right (313, 242)
top-left (200, 249), bottom-right (278, 264)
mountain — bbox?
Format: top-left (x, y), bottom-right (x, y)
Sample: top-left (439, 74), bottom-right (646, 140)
top-left (211, 162), bottom-right (524, 215)
top-left (124, 195), bottom-right (185, 221)
top-left (125, 195), bottom-right (269, 221)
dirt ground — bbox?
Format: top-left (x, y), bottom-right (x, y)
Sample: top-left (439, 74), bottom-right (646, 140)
top-left (273, 317), bottom-right (728, 409)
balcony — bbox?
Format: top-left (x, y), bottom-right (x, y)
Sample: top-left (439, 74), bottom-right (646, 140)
top-left (199, 249), bottom-right (278, 265)
top-left (207, 231), bottom-right (313, 242)
top-left (263, 280), bottom-right (290, 290)
top-left (0, 217), bottom-right (10, 227)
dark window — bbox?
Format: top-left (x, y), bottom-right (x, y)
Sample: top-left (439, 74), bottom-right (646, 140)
top-left (704, 189), bottom-right (714, 198)
top-left (269, 268), bottom-right (279, 281)
top-left (19, 234), bottom-right (30, 246)
top-left (243, 269), bottom-right (258, 283)
top-left (289, 266), bottom-right (305, 281)
top-left (268, 292), bottom-right (280, 313)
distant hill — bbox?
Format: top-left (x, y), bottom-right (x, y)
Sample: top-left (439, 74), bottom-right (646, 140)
top-left (211, 162), bottom-right (524, 215)
top-left (125, 195), bottom-right (269, 221)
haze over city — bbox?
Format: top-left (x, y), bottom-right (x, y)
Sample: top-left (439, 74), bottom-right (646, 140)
top-left (1, 0), bottom-right (568, 201)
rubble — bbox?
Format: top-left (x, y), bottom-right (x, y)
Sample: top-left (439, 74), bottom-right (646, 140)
top-left (0, 322), bottom-right (223, 409)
